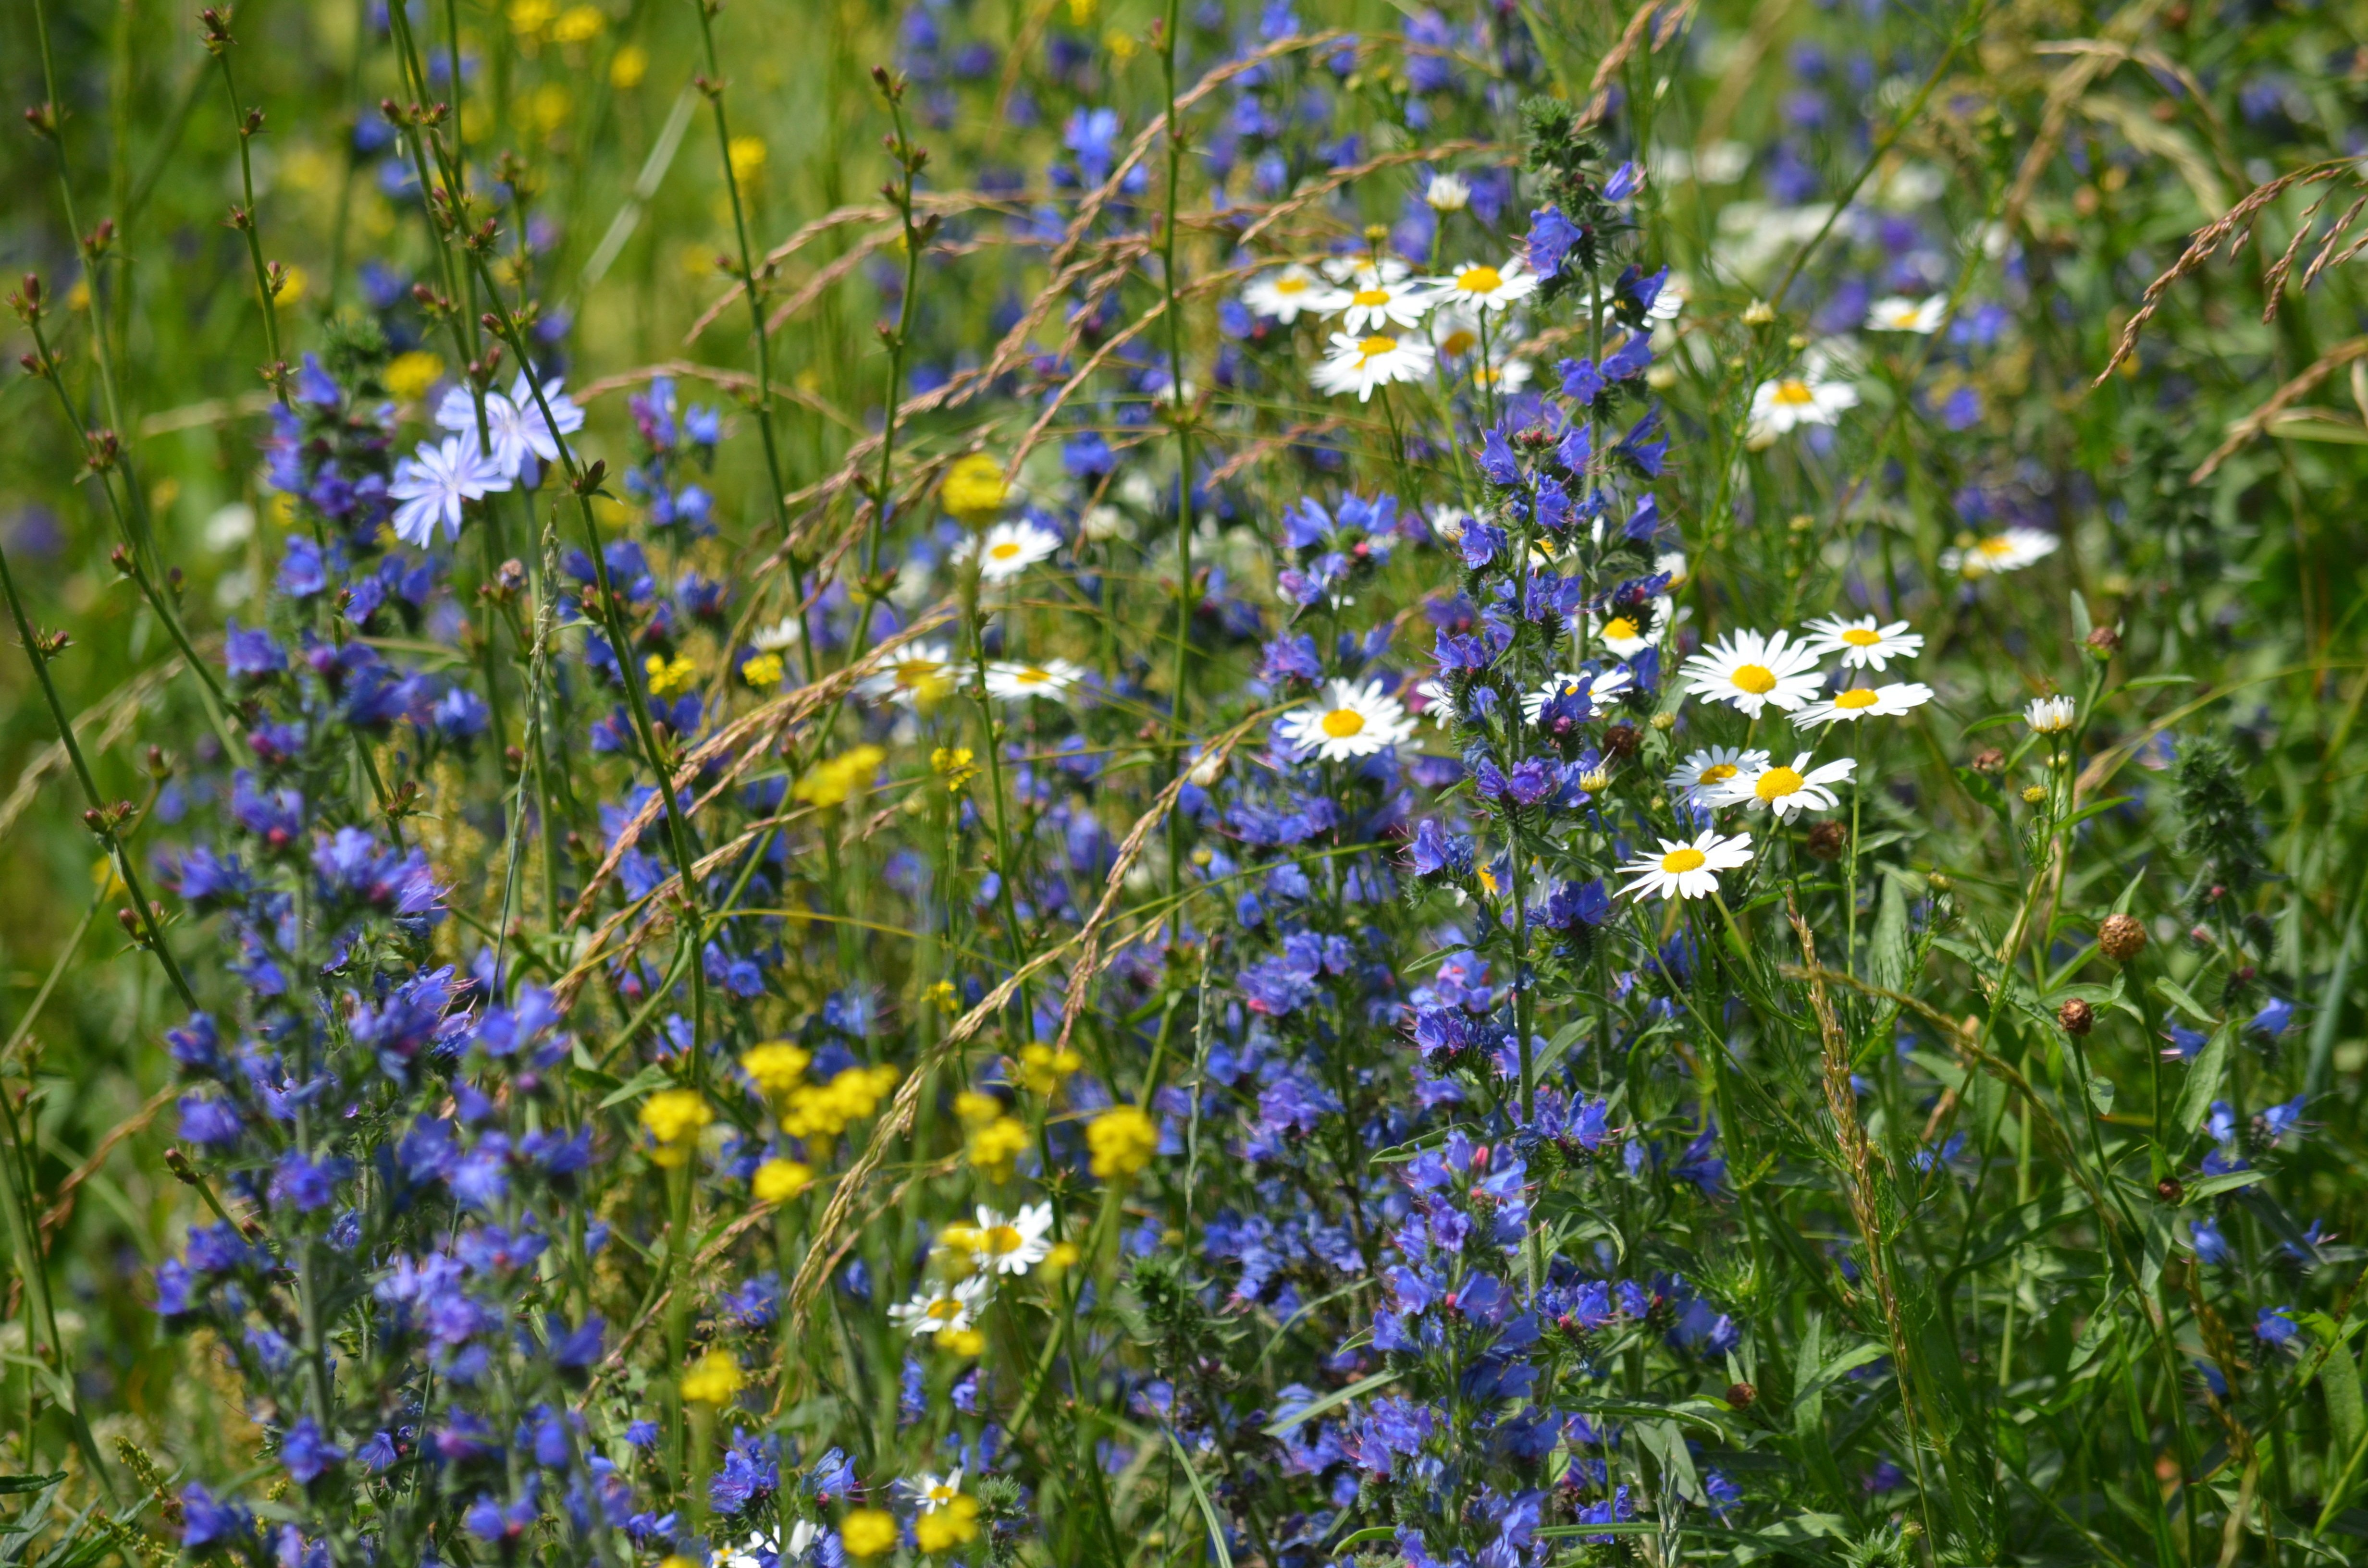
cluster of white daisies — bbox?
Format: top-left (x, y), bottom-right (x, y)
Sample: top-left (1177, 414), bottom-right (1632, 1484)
top-left (887, 1202), bottom-right (1057, 1343)
top-left (1241, 254), bottom-right (1558, 402)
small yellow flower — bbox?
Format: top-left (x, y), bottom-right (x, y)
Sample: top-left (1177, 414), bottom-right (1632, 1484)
top-left (1086, 1105), bottom-right (1158, 1181)
top-left (660, 1556), bottom-right (701, 1568)
top-left (954, 1090), bottom-right (1003, 1127)
top-left (508, 0), bottom-right (555, 33)
top-left (741, 1041), bottom-right (811, 1098)
top-left (384, 350), bottom-right (444, 402)
top-left (938, 1327), bottom-right (987, 1358)
top-left (639, 1088), bottom-right (713, 1168)
top-left (940, 453), bottom-right (1011, 524)
top-left (609, 43), bottom-right (648, 88)
top-left (271, 265), bottom-right (308, 305)
top-left (780, 1065), bottom-right (900, 1141)
top-left (794, 744), bottom-right (888, 809)
top-left (550, 2), bottom-right (604, 41)
top-left (914, 1494), bottom-right (983, 1552)
top-left (644, 652), bottom-right (698, 698)
top-left (727, 135), bottom-right (767, 185)
top-left (840, 1508), bottom-right (899, 1559)
top-left (741, 651), bottom-right (785, 688)
top-left (678, 1347), bottom-right (744, 1404)
top-left (934, 1221), bottom-right (982, 1276)
top-left (1104, 26), bottom-right (1138, 59)
top-left (530, 82), bottom-right (573, 134)
top-left (1043, 1240), bottom-right (1081, 1275)
top-left (752, 1157), bottom-right (814, 1203)
top-left (1066, 0), bottom-right (1095, 21)
top-left (965, 1115), bottom-right (1031, 1179)
top-left (930, 746), bottom-right (978, 794)
top-left (926, 979), bottom-right (961, 1015)
top-left (2021, 784), bottom-right (2047, 805)
top-left (1011, 1041), bottom-right (1083, 1098)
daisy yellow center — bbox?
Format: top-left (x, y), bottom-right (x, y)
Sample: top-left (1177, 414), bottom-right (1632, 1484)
top-left (1352, 287), bottom-right (1392, 306)
top-left (925, 1298), bottom-right (964, 1321)
top-left (1457, 265), bottom-right (1504, 293)
top-left (1274, 275), bottom-right (1307, 294)
top-left (1729, 663), bottom-right (1777, 694)
top-left (1320, 708), bottom-right (1367, 739)
top-left (1881, 305), bottom-right (1916, 325)
top-left (1771, 380), bottom-right (1816, 406)
top-left (1976, 535), bottom-right (2015, 558)
top-left (896, 658), bottom-right (943, 685)
top-left (1834, 688), bottom-right (1881, 710)
top-left (1016, 667), bottom-right (1049, 684)
top-left (1357, 335), bottom-right (1398, 363)
top-left (1842, 626), bottom-right (1882, 646)
top-left (927, 1484), bottom-right (958, 1504)
top-left (981, 1225), bottom-right (1024, 1255)
top-left (1439, 329), bottom-right (1478, 357)
top-left (1755, 766), bottom-right (1805, 801)
top-left (1604, 616), bottom-right (1639, 640)
top-left (1660, 847), bottom-right (1707, 874)
top-left (989, 540), bottom-right (1024, 560)
top-left (1698, 762), bottom-right (1739, 784)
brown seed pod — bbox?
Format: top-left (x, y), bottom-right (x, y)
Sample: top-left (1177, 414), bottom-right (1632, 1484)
top-left (1602, 722), bottom-right (1641, 760)
top-left (2098, 912), bottom-right (2146, 963)
top-left (1971, 747), bottom-right (2006, 773)
top-left (2156, 1176), bottom-right (2183, 1203)
top-left (1804, 821), bottom-right (1848, 861)
top-left (1726, 1380), bottom-right (1757, 1409)
top-left (2057, 997), bottom-right (2095, 1035)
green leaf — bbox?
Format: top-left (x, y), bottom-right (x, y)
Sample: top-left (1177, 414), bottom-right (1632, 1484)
top-left (2319, 1321), bottom-right (2366, 1468)
top-left (2155, 977), bottom-right (2218, 1027)
top-left (2183, 1170), bottom-right (2267, 1202)
top-left (2070, 589), bottom-right (2093, 642)
top-left (2087, 1075), bottom-right (2116, 1116)
top-left (0, 1477), bottom-right (63, 1497)
top-left (596, 1064), bottom-right (677, 1111)
top-left (2174, 1024), bottom-right (2233, 1143)
top-left (1165, 1427), bottom-right (1235, 1568)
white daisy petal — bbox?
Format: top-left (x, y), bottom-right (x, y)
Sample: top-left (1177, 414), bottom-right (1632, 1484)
top-left (1802, 613), bottom-right (1924, 671)
top-left (1617, 829), bottom-right (1754, 900)
top-left (1278, 678), bottom-right (1417, 761)
top-left (1679, 628), bottom-right (1825, 717)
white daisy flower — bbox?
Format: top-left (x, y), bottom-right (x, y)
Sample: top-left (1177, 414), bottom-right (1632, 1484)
top-left (1865, 295), bottom-right (1947, 333)
top-left (1796, 681), bottom-right (1935, 728)
top-left (1329, 267), bottom-right (1435, 333)
top-left (1521, 666), bottom-right (1633, 724)
top-left (1427, 507), bottom-right (1472, 545)
top-left (859, 640), bottom-right (959, 708)
top-left (1665, 746), bottom-right (1770, 802)
top-left (957, 520), bottom-right (1062, 582)
top-left (1431, 303), bottom-right (1483, 361)
top-left (1431, 257), bottom-right (1538, 314)
top-left (1595, 607), bottom-right (1661, 658)
top-left (1312, 331), bottom-right (1437, 402)
top-left (1711, 752), bottom-right (1856, 820)
top-left (1279, 678), bottom-right (1417, 761)
top-left (751, 615), bottom-right (803, 653)
top-left (985, 658), bottom-right (1085, 703)
top-left (2025, 695), bottom-right (2076, 734)
top-left (1643, 274), bottom-right (1688, 321)
top-left (900, 1470), bottom-right (966, 1514)
top-left (1243, 264), bottom-right (1338, 324)
top-left (1748, 372), bottom-right (1859, 440)
top-left (1802, 614), bottom-right (1924, 671)
top-left (888, 1274), bottom-right (994, 1338)
top-left (1320, 255), bottom-right (1409, 286)
top-left (1618, 829), bottom-right (1755, 901)
top-left (962, 1203), bottom-right (1054, 1276)
top-left (1680, 628), bottom-right (1825, 717)
top-left (1939, 528), bottom-right (2059, 577)
top-left (1469, 358), bottom-right (1534, 394)
top-left (715, 1531), bottom-right (777, 1568)
top-left (1424, 172), bottom-right (1471, 212)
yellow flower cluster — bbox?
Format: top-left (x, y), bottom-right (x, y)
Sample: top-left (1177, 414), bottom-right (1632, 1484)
top-left (384, 350), bottom-right (444, 402)
top-left (741, 651), bottom-right (785, 688)
top-left (741, 1041), bottom-right (812, 1099)
top-left (779, 1064), bottom-right (900, 1141)
top-left (549, 3), bottom-right (603, 42)
top-left (940, 453), bottom-right (1011, 524)
top-left (930, 746), bottom-right (979, 794)
top-left (794, 745), bottom-right (887, 809)
top-left (679, 1348), bottom-right (744, 1404)
top-left (1010, 1041), bottom-right (1082, 1098)
top-left (914, 1494), bottom-right (983, 1553)
top-left (1087, 1104), bottom-right (1158, 1180)
top-left (752, 1157), bottom-right (814, 1202)
top-left (644, 652), bottom-right (698, 698)
top-left (840, 1508), bottom-right (899, 1559)
top-left (638, 1088), bottom-right (713, 1168)
top-left (957, 1091), bottom-right (1030, 1179)
top-left (925, 979), bottom-right (960, 1015)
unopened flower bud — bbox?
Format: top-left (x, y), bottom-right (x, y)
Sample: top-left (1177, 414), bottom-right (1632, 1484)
top-left (2084, 625), bottom-right (2121, 659)
top-left (2056, 997), bottom-right (2094, 1035)
top-left (2098, 912), bottom-right (2146, 963)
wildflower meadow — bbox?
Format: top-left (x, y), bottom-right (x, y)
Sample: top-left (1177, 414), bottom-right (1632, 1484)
top-left (2, 0), bottom-right (2367, 1562)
